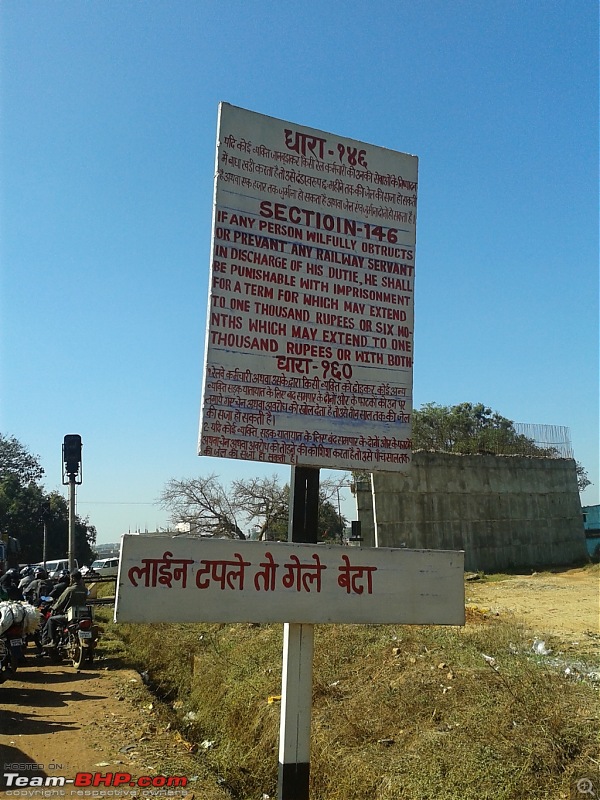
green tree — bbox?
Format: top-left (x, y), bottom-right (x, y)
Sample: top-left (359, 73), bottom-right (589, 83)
top-left (317, 494), bottom-right (346, 543)
top-left (35, 491), bottom-right (96, 567)
top-left (0, 434), bottom-right (44, 484)
top-left (411, 403), bottom-right (591, 492)
top-left (0, 434), bottom-right (96, 565)
top-left (412, 402), bottom-right (534, 455)
top-left (575, 462), bottom-right (592, 494)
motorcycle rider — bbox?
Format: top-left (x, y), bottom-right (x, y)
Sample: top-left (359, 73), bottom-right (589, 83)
top-left (49, 570), bottom-right (70, 600)
top-left (41, 570), bottom-right (88, 648)
top-left (0, 568), bottom-right (23, 601)
top-left (23, 568), bottom-right (53, 606)
top-left (18, 567), bottom-right (35, 592)
top-left (23, 568), bottom-right (53, 655)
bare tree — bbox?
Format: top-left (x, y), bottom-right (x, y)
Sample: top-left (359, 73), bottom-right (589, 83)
top-left (159, 474), bottom-right (246, 539)
top-left (160, 471), bottom-right (352, 542)
top-left (318, 472), bottom-right (352, 503)
top-left (232, 474), bottom-right (288, 540)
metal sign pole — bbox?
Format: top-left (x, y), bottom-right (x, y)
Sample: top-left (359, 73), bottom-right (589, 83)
top-left (42, 520), bottom-right (47, 568)
top-left (68, 477), bottom-right (76, 573)
top-left (278, 465), bottom-right (319, 800)
top-left (62, 434), bottom-right (82, 573)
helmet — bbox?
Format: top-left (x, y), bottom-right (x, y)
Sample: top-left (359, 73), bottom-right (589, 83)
top-left (20, 566), bottom-right (33, 577)
top-left (34, 568), bottom-right (48, 579)
top-left (58, 570), bottom-right (70, 580)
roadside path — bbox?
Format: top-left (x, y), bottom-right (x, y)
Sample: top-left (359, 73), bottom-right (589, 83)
top-left (0, 657), bottom-right (230, 799)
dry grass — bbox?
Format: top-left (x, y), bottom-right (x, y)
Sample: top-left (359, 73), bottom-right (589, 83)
top-left (98, 608), bottom-right (600, 800)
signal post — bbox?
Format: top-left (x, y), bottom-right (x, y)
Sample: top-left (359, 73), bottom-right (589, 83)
top-left (62, 434), bottom-right (82, 573)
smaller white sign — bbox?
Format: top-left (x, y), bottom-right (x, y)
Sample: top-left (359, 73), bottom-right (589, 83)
top-left (114, 535), bottom-right (464, 626)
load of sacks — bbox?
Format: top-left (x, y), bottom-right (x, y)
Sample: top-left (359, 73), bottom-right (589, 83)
top-left (0, 600), bottom-right (41, 636)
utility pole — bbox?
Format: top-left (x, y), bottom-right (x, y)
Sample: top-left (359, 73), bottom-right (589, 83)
top-left (41, 501), bottom-right (50, 569)
top-left (62, 435), bottom-right (82, 572)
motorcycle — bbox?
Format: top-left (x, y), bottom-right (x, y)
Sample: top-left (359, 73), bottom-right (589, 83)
top-left (42, 603), bottom-right (98, 669)
top-left (0, 600), bottom-right (40, 683)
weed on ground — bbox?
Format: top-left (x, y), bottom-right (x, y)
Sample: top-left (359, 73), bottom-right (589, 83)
top-left (96, 606), bottom-right (600, 800)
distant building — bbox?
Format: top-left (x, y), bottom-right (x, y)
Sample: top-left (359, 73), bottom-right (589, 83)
top-left (583, 505), bottom-right (600, 532)
top-left (582, 505), bottom-right (600, 559)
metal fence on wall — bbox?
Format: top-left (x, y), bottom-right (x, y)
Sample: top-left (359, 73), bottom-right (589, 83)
top-left (510, 423), bottom-right (573, 458)
top-left (407, 422), bottom-right (575, 459)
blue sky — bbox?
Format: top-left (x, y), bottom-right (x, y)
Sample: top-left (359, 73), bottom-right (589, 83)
top-left (1, 1), bottom-right (597, 545)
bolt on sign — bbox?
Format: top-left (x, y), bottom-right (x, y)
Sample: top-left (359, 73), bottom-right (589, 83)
top-left (198, 104), bottom-right (418, 472)
top-left (114, 536), bottom-right (465, 626)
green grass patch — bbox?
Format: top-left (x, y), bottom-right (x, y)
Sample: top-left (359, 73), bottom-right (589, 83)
top-left (97, 609), bottom-right (600, 800)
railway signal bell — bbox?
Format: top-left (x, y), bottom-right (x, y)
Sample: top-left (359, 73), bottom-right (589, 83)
top-left (63, 434), bottom-right (82, 484)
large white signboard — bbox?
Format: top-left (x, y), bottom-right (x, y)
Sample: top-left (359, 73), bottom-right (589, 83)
top-left (114, 536), bottom-right (464, 625)
top-left (199, 104), bottom-right (418, 471)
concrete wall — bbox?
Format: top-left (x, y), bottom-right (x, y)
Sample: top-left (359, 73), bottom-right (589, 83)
top-left (354, 452), bottom-right (587, 572)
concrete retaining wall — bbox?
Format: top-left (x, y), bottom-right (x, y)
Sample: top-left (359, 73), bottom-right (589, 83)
top-left (354, 452), bottom-right (587, 572)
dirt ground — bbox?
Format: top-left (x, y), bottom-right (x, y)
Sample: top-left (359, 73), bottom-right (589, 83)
top-left (0, 659), bottom-right (230, 799)
top-left (0, 567), bottom-right (598, 799)
top-left (466, 566), bottom-right (600, 654)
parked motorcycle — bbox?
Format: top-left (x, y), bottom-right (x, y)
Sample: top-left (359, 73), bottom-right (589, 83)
top-left (42, 604), bottom-right (98, 669)
top-left (0, 600), bottom-right (40, 683)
